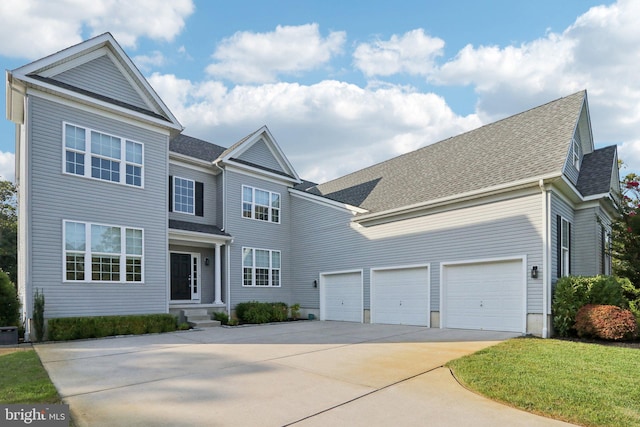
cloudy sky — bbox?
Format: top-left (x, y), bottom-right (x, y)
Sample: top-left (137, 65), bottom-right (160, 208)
top-left (1, 0), bottom-right (638, 184)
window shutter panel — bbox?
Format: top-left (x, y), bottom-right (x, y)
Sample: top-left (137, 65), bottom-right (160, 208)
top-left (568, 222), bottom-right (572, 275)
top-left (195, 181), bottom-right (204, 217)
top-left (169, 176), bottom-right (173, 212)
top-left (556, 215), bottom-right (561, 278)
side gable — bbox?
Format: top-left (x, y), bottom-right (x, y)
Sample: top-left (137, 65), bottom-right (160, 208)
top-left (563, 95), bottom-right (595, 185)
top-left (218, 126), bottom-right (301, 184)
top-left (7, 33), bottom-right (181, 132)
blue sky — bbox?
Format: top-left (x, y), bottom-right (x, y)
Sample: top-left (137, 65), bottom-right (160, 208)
top-left (1, 0), bottom-right (638, 183)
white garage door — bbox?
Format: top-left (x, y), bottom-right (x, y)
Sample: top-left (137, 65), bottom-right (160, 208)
top-left (442, 258), bottom-right (525, 333)
top-left (371, 266), bottom-right (430, 326)
top-left (320, 270), bottom-right (363, 322)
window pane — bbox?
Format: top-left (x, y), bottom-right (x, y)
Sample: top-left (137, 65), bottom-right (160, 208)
top-left (243, 267), bottom-right (253, 286)
top-left (271, 208), bottom-right (279, 223)
top-left (126, 141), bottom-right (143, 164)
top-left (562, 220), bottom-right (569, 247)
top-left (91, 157), bottom-right (120, 182)
top-left (255, 205), bottom-right (269, 221)
top-left (126, 229), bottom-right (142, 255)
top-left (91, 131), bottom-right (121, 159)
top-left (255, 268), bottom-right (269, 286)
top-left (271, 251), bottom-right (280, 269)
top-left (126, 164), bottom-right (142, 186)
top-left (126, 257), bottom-right (142, 282)
top-left (242, 248), bottom-right (253, 267)
top-left (243, 186), bottom-right (253, 203)
top-left (91, 256), bottom-right (120, 281)
top-left (271, 269), bottom-right (280, 287)
top-left (255, 189), bottom-right (269, 206)
top-left (65, 222), bottom-right (86, 251)
top-left (174, 177), bottom-right (194, 213)
top-left (271, 193), bottom-right (280, 208)
top-left (91, 225), bottom-right (121, 253)
top-left (66, 254), bottom-right (85, 281)
top-left (65, 124), bottom-right (85, 151)
top-left (255, 249), bottom-right (269, 268)
top-left (66, 151), bottom-right (85, 175)
top-left (242, 202), bottom-right (252, 218)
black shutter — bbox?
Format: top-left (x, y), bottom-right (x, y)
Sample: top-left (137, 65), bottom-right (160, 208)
top-left (568, 222), bottom-right (571, 275)
top-left (168, 175), bottom-right (173, 212)
top-left (556, 215), bottom-right (562, 278)
top-left (195, 181), bottom-right (204, 217)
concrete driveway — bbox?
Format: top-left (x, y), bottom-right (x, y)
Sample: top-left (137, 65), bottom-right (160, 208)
top-left (35, 321), bottom-right (573, 426)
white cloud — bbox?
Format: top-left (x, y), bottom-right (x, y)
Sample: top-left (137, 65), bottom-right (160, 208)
top-left (0, 0), bottom-right (194, 59)
top-left (133, 51), bottom-right (166, 72)
top-left (149, 73), bottom-right (480, 183)
top-left (0, 152), bottom-right (15, 183)
top-left (354, 29), bottom-right (445, 77)
top-left (205, 24), bottom-right (346, 84)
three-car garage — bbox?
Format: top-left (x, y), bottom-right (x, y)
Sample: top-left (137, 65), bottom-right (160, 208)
top-left (319, 257), bottom-right (526, 333)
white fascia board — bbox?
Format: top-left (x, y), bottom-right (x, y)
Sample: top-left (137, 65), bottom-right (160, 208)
top-left (169, 229), bottom-right (232, 245)
top-left (289, 188), bottom-right (368, 214)
top-left (169, 153), bottom-right (219, 174)
top-left (23, 82), bottom-right (180, 132)
top-left (223, 161), bottom-right (299, 185)
top-left (355, 173), bottom-right (562, 225)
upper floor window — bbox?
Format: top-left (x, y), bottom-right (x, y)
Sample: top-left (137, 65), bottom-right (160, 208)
top-left (558, 216), bottom-right (571, 277)
top-left (572, 138), bottom-right (580, 171)
top-left (242, 247), bottom-right (281, 287)
top-left (173, 177), bottom-right (195, 214)
top-left (64, 220), bottom-right (143, 283)
top-left (64, 123), bottom-right (143, 187)
top-left (242, 185), bottom-right (280, 223)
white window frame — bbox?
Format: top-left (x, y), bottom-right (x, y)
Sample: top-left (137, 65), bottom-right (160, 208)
top-left (241, 247), bottom-right (281, 287)
top-left (241, 185), bottom-right (280, 223)
top-left (561, 217), bottom-right (570, 277)
top-left (173, 176), bottom-right (195, 215)
top-left (572, 138), bottom-right (580, 171)
top-left (63, 122), bottom-right (144, 188)
top-left (63, 220), bottom-right (144, 283)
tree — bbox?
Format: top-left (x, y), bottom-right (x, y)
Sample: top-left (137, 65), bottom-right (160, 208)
top-left (611, 171), bottom-right (640, 289)
top-left (0, 180), bottom-right (17, 285)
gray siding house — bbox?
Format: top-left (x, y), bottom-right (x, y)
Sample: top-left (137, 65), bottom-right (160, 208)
top-left (6, 33), bottom-right (619, 339)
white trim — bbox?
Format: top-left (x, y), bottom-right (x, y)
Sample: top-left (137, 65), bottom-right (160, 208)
top-left (170, 154), bottom-right (218, 174)
top-left (560, 216), bottom-right (571, 277)
top-left (168, 228), bottom-right (231, 245)
top-left (540, 180), bottom-right (550, 338)
top-left (62, 121), bottom-right (145, 188)
top-left (319, 269), bottom-right (364, 323)
top-left (169, 251), bottom-right (201, 302)
top-left (370, 264), bottom-right (430, 327)
top-left (241, 185), bottom-right (281, 224)
top-left (39, 47), bottom-right (109, 77)
top-left (224, 161), bottom-right (299, 185)
top-left (439, 255), bottom-right (527, 334)
top-left (241, 247), bottom-right (282, 288)
top-left (29, 89), bottom-right (173, 135)
top-left (289, 188), bottom-right (369, 214)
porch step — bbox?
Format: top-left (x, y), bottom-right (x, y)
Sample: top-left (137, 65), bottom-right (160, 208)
top-left (182, 309), bottom-right (221, 328)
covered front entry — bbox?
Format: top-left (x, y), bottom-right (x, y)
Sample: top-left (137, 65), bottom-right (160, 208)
top-left (441, 257), bottom-right (526, 333)
top-left (170, 252), bottom-right (200, 301)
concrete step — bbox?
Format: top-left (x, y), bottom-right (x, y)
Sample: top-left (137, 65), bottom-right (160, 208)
top-left (186, 315), bottom-right (211, 321)
top-left (182, 308), bottom-right (209, 317)
top-left (188, 319), bottom-right (221, 328)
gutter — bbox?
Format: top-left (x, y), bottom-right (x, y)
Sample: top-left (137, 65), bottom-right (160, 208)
top-left (213, 160), bottom-right (232, 315)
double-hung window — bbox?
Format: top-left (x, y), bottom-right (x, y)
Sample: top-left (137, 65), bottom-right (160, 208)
top-left (557, 216), bottom-right (571, 277)
top-left (64, 220), bottom-right (144, 283)
top-left (173, 177), bottom-right (195, 214)
top-left (64, 123), bottom-right (143, 187)
top-left (572, 138), bottom-right (581, 171)
top-left (242, 185), bottom-right (280, 223)
top-left (242, 247), bottom-right (281, 287)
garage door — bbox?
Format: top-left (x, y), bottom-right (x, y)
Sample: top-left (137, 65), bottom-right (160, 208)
top-left (320, 270), bottom-right (363, 322)
top-left (371, 266), bottom-right (430, 326)
top-left (442, 258), bottom-right (525, 333)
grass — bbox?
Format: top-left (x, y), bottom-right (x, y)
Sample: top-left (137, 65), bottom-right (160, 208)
top-left (0, 349), bottom-right (60, 404)
top-left (447, 338), bottom-right (640, 427)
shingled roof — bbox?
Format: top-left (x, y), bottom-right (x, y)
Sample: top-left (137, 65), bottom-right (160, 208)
top-left (306, 91), bottom-right (588, 213)
top-left (576, 145), bottom-right (618, 197)
top-left (170, 134), bottom-right (227, 162)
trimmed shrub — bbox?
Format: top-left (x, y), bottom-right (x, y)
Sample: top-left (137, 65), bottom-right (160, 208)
top-left (234, 301), bottom-right (289, 324)
top-left (622, 280), bottom-right (640, 327)
top-left (575, 304), bottom-right (637, 341)
top-left (552, 275), bottom-right (629, 337)
top-left (47, 314), bottom-right (178, 341)
top-left (213, 311), bottom-right (230, 325)
top-left (0, 270), bottom-right (19, 327)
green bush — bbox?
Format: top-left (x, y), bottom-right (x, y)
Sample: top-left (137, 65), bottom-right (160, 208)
top-left (0, 270), bottom-right (19, 327)
top-left (552, 275), bottom-right (630, 337)
top-left (575, 304), bottom-right (637, 341)
top-left (234, 301), bottom-right (289, 324)
top-left (622, 280), bottom-right (640, 327)
top-left (47, 314), bottom-right (178, 341)
top-left (32, 289), bottom-right (45, 342)
top-left (290, 303), bottom-right (301, 319)
top-left (212, 311), bottom-right (229, 325)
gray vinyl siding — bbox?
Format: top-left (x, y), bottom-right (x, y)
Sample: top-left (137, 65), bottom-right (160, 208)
top-left (550, 192), bottom-right (575, 284)
top-left (236, 138), bottom-right (285, 173)
top-left (224, 170), bottom-right (292, 306)
top-left (169, 244), bottom-right (219, 304)
top-left (169, 163), bottom-right (218, 226)
top-left (28, 95), bottom-right (168, 318)
top-left (52, 54), bottom-right (148, 110)
top-left (291, 190), bottom-right (544, 314)
top-left (574, 207), bottom-right (610, 276)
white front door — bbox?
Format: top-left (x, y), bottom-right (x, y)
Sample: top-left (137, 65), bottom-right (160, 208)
top-left (170, 252), bottom-right (201, 301)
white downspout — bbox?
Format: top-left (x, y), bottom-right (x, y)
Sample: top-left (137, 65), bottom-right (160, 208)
top-left (539, 179), bottom-right (550, 338)
top-left (214, 161), bottom-right (232, 315)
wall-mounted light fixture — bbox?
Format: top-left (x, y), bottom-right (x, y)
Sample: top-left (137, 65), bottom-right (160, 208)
top-left (313, 279), bottom-right (318, 288)
top-left (531, 266), bottom-right (538, 279)
top-left (205, 258), bottom-right (210, 266)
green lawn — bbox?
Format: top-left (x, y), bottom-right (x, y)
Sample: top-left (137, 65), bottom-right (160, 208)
top-left (447, 338), bottom-right (640, 427)
top-left (0, 349), bottom-right (60, 404)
